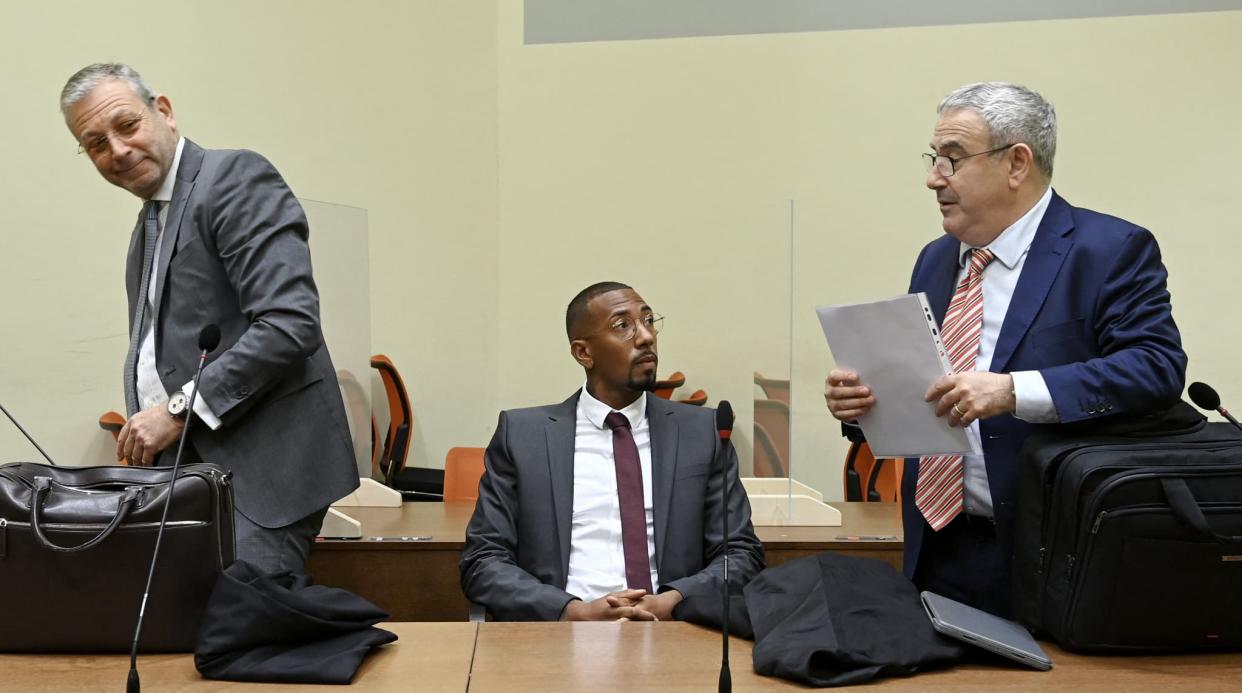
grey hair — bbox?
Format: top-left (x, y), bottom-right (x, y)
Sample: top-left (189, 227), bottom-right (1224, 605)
top-left (938, 81), bottom-right (1057, 179)
top-left (60, 63), bottom-right (157, 117)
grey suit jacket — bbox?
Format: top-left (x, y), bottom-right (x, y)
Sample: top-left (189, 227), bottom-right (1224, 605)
top-left (459, 392), bottom-right (765, 621)
top-left (125, 139), bottom-right (359, 527)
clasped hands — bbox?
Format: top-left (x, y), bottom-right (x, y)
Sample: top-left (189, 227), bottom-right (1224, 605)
top-left (823, 368), bottom-right (1015, 427)
top-left (561, 588), bottom-right (683, 622)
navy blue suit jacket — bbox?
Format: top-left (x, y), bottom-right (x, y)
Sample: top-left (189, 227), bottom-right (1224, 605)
top-left (899, 191), bottom-right (1186, 582)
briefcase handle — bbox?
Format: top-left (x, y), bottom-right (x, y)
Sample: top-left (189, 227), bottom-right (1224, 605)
top-left (29, 477), bottom-right (143, 553)
top-left (1161, 478), bottom-right (1242, 545)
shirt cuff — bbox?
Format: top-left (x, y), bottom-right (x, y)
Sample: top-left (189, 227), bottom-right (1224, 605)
top-left (1011, 370), bottom-right (1060, 423)
top-left (182, 381), bottom-right (222, 430)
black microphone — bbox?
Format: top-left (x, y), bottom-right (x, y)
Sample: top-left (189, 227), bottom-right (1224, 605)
top-left (715, 400), bottom-right (734, 693)
top-left (127, 325), bottom-right (220, 693)
top-left (1188, 381), bottom-right (1242, 433)
top-left (0, 400), bottom-right (58, 466)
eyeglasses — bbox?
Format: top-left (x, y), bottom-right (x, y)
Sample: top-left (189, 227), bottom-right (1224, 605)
top-left (76, 108), bottom-right (149, 157)
top-left (577, 313), bottom-right (664, 342)
top-left (922, 144), bottom-right (1014, 178)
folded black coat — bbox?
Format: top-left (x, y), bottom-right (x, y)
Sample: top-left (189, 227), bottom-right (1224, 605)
top-left (677, 553), bottom-right (964, 687)
top-left (194, 561), bottom-right (398, 684)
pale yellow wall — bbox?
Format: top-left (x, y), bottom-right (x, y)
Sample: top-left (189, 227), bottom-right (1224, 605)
top-left (3, 5), bottom-right (1238, 504)
top-left (0, 2), bottom-right (499, 472)
top-left (494, 8), bottom-right (1242, 499)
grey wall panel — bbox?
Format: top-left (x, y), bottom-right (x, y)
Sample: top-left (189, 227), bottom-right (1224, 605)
top-left (525, 0), bottom-right (1242, 44)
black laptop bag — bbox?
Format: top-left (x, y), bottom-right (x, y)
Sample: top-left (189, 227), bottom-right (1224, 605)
top-left (0, 462), bottom-right (235, 652)
top-left (1011, 403), bottom-right (1242, 652)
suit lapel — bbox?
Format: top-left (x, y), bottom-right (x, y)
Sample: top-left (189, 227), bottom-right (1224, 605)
top-left (646, 396), bottom-right (678, 573)
top-left (544, 393), bottom-right (578, 584)
top-left (124, 212), bottom-right (146, 330)
top-left (924, 241), bottom-right (962, 324)
top-left (150, 139), bottom-right (204, 326)
top-left (991, 192), bottom-right (1075, 373)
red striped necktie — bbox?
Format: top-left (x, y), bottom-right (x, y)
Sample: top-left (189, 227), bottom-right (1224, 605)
top-left (916, 247), bottom-right (995, 531)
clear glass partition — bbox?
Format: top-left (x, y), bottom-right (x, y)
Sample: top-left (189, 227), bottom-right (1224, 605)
top-left (301, 199), bottom-right (372, 480)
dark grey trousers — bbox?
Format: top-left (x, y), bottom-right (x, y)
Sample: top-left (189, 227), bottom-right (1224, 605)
top-left (233, 506), bottom-right (329, 575)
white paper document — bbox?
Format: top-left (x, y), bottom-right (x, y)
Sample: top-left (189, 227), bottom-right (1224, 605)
top-left (816, 294), bottom-right (981, 458)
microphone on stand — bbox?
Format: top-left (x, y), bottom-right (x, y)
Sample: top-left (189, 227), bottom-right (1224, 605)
top-left (715, 400), bottom-right (734, 693)
top-left (127, 324), bottom-right (220, 693)
top-left (0, 400), bottom-right (58, 466)
top-left (1188, 381), bottom-right (1242, 434)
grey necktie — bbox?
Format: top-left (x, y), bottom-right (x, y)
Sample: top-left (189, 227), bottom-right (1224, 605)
top-left (123, 200), bottom-right (161, 417)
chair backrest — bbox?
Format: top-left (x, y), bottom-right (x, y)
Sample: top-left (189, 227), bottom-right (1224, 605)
top-left (370, 354), bottom-right (412, 484)
top-left (443, 447), bottom-right (486, 502)
top-left (752, 421), bottom-right (786, 477)
top-left (843, 441), bottom-right (903, 502)
top-left (752, 372), bottom-right (790, 404)
top-left (752, 398), bottom-right (790, 476)
top-left (651, 371), bottom-right (686, 400)
top-left (98, 411), bottom-right (126, 441)
top-left (677, 389), bottom-right (708, 406)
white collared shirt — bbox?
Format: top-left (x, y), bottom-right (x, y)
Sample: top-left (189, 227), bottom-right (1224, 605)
top-left (133, 137), bottom-right (220, 429)
top-left (956, 185), bottom-right (1059, 516)
top-left (564, 385), bottom-right (659, 602)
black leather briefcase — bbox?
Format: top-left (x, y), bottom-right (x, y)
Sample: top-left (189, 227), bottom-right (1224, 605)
top-left (0, 462), bottom-right (235, 653)
top-left (1012, 403), bottom-right (1242, 652)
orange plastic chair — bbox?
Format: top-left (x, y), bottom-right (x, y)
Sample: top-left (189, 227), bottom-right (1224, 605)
top-left (753, 398), bottom-right (790, 476)
top-left (677, 389), bottom-right (708, 406)
top-left (752, 422), bottom-right (786, 477)
top-left (753, 372), bottom-right (790, 404)
top-left (371, 354), bottom-right (444, 499)
top-left (651, 371), bottom-right (686, 400)
top-left (443, 447), bottom-right (486, 503)
top-left (843, 441), bottom-right (903, 502)
top-left (99, 411), bottom-right (126, 441)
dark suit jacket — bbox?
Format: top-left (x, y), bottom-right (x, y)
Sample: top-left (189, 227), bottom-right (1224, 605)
top-left (126, 139), bottom-right (359, 528)
top-left (460, 392), bottom-right (765, 621)
top-left (899, 191), bottom-right (1186, 582)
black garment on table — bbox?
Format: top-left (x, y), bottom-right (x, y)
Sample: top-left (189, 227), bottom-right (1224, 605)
top-left (194, 560), bottom-right (397, 684)
top-left (676, 553), bottom-right (965, 687)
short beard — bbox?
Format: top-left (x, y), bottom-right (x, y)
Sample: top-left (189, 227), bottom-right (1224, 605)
top-left (629, 371), bottom-right (658, 392)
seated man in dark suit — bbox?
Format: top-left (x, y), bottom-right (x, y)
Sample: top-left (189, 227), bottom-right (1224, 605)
top-left (461, 282), bottom-right (764, 621)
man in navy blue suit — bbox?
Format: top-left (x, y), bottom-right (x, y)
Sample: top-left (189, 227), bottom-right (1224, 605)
top-left (824, 82), bottom-right (1186, 617)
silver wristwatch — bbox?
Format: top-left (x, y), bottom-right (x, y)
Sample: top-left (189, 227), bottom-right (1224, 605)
top-left (167, 391), bottom-right (190, 420)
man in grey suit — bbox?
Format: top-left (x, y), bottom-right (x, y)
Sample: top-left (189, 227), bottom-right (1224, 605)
top-left (461, 282), bottom-right (764, 621)
top-left (61, 63), bottom-right (359, 573)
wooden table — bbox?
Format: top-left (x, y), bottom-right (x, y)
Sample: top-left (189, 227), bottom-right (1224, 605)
top-left (6, 622), bottom-right (1239, 691)
top-left (309, 501), bottom-right (903, 621)
top-left (471, 622), bottom-right (1242, 692)
top-left (0, 622), bottom-right (476, 693)
top-left (308, 502), bottom-right (478, 621)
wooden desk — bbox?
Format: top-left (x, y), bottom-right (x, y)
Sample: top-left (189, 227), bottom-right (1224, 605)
top-left (470, 622), bottom-right (1242, 692)
top-left (309, 501), bottom-right (902, 621)
top-left (4, 622), bottom-right (1238, 691)
top-left (308, 502), bottom-right (477, 621)
top-left (756, 501), bottom-right (902, 570)
top-left (0, 622), bottom-right (475, 693)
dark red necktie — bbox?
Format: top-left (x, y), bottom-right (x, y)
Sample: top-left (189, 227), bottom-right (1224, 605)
top-left (605, 411), bottom-right (654, 593)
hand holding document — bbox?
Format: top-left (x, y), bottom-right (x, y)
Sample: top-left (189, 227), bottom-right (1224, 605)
top-left (817, 294), bottom-right (981, 458)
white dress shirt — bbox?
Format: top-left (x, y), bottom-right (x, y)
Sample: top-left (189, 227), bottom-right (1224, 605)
top-left (955, 185), bottom-right (1059, 516)
top-left (134, 137), bottom-right (220, 429)
top-left (564, 385), bottom-right (659, 602)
